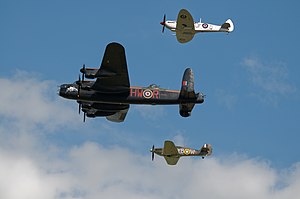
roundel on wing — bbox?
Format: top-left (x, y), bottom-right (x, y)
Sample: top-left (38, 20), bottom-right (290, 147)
top-left (143, 89), bottom-right (153, 99)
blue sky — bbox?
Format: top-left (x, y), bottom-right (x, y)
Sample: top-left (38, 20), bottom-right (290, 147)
top-left (1, 0), bottom-right (300, 198)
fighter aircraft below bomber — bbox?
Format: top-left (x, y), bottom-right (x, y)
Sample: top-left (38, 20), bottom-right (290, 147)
top-left (151, 140), bottom-right (212, 165)
top-left (160, 9), bottom-right (234, 43)
top-left (58, 42), bottom-right (205, 122)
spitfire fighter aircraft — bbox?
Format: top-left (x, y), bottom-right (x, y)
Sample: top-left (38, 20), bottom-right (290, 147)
top-left (151, 140), bottom-right (212, 165)
top-left (160, 9), bottom-right (234, 43)
top-left (58, 42), bottom-right (205, 122)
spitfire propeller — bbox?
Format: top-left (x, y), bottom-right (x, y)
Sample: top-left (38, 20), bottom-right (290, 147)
top-left (160, 14), bottom-right (166, 33)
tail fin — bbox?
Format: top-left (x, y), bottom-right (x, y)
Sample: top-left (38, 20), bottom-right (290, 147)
top-left (200, 144), bottom-right (213, 157)
top-left (180, 68), bottom-right (196, 99)
top-left (221, 19), bottom-right (234, 32)
top-left (179, 68), bottom-right (197, 117)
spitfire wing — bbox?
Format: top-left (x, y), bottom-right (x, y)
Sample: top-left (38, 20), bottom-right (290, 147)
top-left (92, 42), bottom-right (130, 93)
top-left (176, 9), bottom-right (195, 43)
top-left (164, 156), bottom-right (180, 165)
top-left (163, 140), bottom-right (179, 155)
top-left (106, 108), bottom-right (129, 123)
top-left (176, 33), bottom-right (194, 43)
top-left (176, 9), bottom-right (194, 30)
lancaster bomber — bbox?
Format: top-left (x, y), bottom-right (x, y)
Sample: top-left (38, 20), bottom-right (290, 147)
top-left (58, 42), bottom-right (205, 122)
top-left (151, 140), bottom-right (212, 165)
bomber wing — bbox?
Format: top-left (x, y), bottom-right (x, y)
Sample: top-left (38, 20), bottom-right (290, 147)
top-left (106, 108), bottom-right (129, 122)
top-left (81, 101), bottom-right (130, 123)
top-left (91, 42), bottom-right (130, 93)
top-left (176, 9), bottom-right (195, 43)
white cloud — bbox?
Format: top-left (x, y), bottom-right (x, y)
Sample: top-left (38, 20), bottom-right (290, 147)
top-left (1, 71), bottom-right (300, 199)
top-left (0, 70), bottom-right (78, 131)
top-left (215, 89), bottom-right (238, 109)
top-left (1, 140), bottom-right (300, 199)
top-left (133, 105), bottom-right (166, 120)
top-left (242, 57), bottom-right (296, 105)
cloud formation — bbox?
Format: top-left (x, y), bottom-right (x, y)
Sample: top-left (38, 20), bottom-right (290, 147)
top-left (1, 140), bottom-right (300, 199)
top-left (133, 105), bottom-right (166, 120)
top-left (242, 57), bottom-right (296, 105)
top-left (1, 71), bottom-right (300, 199)
top-left (215, 89), bottom-right (238, 110)
top-left (0, 70), bottom-right (78, 131)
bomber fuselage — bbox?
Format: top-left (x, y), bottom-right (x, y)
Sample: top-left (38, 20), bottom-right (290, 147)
top-left (58, 83), bottom-right (204, 105)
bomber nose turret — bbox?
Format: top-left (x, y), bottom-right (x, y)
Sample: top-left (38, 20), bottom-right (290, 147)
top-left (57, 84), bottom-right (67, 97)
top-left (57, 84), bottom-right (78, 99)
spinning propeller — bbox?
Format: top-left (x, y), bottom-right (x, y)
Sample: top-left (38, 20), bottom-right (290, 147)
top-left (76, 64), bottom-right (87, 122)
top-left (151, 145), bottom-right (155, 161)
top-left (81, 64), bottom-right (86, 81)
top-left (160, 14), bottom-right (166, 33)
top-left (76, 74), bottom-right (82, 98)
top-left (77, 100), bottom-right (86, 122)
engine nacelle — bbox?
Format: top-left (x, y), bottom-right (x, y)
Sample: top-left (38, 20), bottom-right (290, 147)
top-left (80, 67), bottom-right (99, 79)
top-left (179, 110), bottom-right (191, 117)
top-left (81, 102), bottom-right (128, 112)
top-left (179, 103), bottom-right (194, 117)
top-left (85, 110), bottom-right (115, 117)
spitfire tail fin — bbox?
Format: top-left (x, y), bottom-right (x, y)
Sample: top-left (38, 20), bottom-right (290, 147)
top-left (221, 19), bottom-right (234, 32)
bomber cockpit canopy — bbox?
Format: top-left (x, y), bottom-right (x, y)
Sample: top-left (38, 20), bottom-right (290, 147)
top-left (148, 84), bottom-right (159, 89)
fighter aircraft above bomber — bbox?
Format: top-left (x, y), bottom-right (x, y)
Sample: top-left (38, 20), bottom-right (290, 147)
top-left (160, 9), bottom-right (234, 43)
top-left (58, 42), bottom-right (205, 122)
top-left (151, 140), bottom-right (212, 165)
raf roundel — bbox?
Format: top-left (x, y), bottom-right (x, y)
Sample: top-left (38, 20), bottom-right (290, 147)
top-left (202, 23), bottom-right (208, 29)
top-left (184, 148), bottom-right (191, 155)
top-left (143, 89), bottom-right (153, 99)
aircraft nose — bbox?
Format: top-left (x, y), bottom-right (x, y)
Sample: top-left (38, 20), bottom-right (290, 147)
top-left (57, 84), bottom-right (67, 96)
top-left (57, 86), bottom-right (61, 96)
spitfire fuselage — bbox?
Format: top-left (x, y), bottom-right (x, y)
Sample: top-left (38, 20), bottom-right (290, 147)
top-left (165, 20), bottom-right (231, 33)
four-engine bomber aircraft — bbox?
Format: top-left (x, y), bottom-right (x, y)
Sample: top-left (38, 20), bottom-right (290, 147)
top-left (58, 42), bottom-right (205, 122)
top-left (151, 140), bottom-right (212, 165)
top-left (160, 9), bottom-right (234, 43)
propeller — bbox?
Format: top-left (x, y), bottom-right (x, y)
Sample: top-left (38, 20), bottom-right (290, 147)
top-left (76, 74), bottom-right (81, 98)
top-left (78, 102), bottom-right (86, 122)
top-left (151, 145), bottom-right (155, 161)
top-left (160, 14), bottom-right (166, 33)
top-left (81, 64), bottom-right (86, 81)
top-left (83, 112), bottom-right (86, 122)
top-left (78, 102), bottom-right (81, 114)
